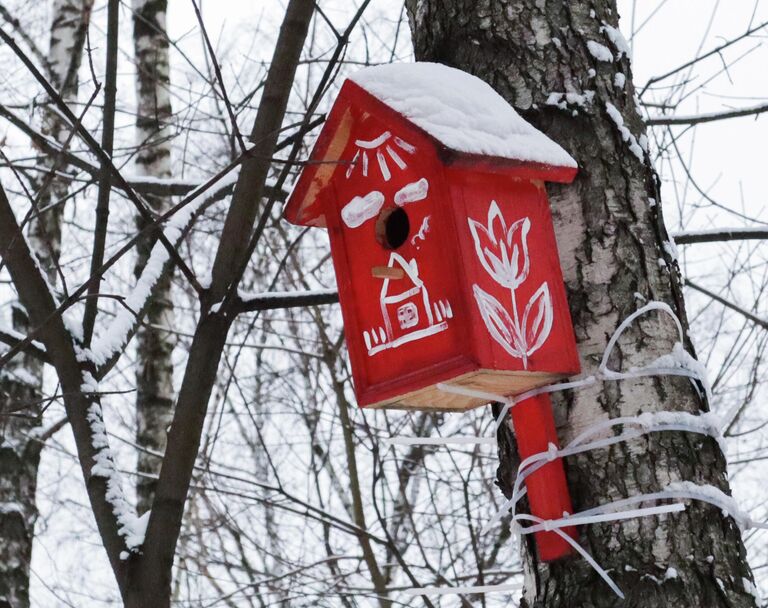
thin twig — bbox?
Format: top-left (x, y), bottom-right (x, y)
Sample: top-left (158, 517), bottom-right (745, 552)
top-left (83, 0), bottom-right (119, 345)
top-left (648, 102), bottom-right (768, 126)
top-left (685, 279), bottom-right (768, 330)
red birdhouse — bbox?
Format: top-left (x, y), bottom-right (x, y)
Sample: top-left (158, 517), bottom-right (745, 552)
top-left (284, 62), bottom-right (580, 561)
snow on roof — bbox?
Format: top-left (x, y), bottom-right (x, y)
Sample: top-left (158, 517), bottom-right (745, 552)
top-left (350, 62), bottom-right (577, 169)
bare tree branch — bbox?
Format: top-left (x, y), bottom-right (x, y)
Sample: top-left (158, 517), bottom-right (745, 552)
top-left (685, 279), bottom-right (768, 330)
top-left (673, 228), bottom-right (768, 244)
top-left (640, 18), bottom-right (768, 96)
top-left (129, 2), bottom-right (316, 603)
top-left (235, 289), bottom-right (338, 313)
top-left (648, 102), bottom-right (768, 126)
top-left (82, 0), bottom-right (119, 345)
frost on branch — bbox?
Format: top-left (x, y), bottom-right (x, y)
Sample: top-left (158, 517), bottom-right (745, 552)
top-left (84, 381), bottom-right (146, 553)
top-left (87, 171), bottom-right (240, 364)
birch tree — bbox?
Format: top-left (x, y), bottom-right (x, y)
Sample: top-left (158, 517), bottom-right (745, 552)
top-left (407, 1), bottom-right (757, 606)
top-left (131, 0), bottom-right (175, 514)
top-left (0, 1), bottom-right (92, 605)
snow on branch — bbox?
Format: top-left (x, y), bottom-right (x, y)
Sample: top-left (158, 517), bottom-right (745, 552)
top-left (83, 377), bottom-right (148, 554)
top-left (87, 171), bottom-right (240, 365)
top-left (0, 325), bottom-right (50, 364)
top-left (605, 102), bottom-right (646, 161)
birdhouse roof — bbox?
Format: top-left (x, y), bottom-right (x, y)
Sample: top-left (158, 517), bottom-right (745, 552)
top-left (284, 62), bottom-right (577, 227)
top-left (350, 63), bottom-right (577, 170)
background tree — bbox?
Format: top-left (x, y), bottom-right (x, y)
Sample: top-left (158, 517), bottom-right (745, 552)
top-left (130, 0), bottom-right (175, 514)
top-left (0, 1), bottom-right (93, 605)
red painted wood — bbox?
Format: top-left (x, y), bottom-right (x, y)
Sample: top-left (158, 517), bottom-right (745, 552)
top-left (322, 108), bottom-right (474, 404)
top-left (283, 72), bottom-right (581, 562)
top-left (447, 169), bottom-right (580, 380)
top-left (510, 394), bottom-right (577, 561)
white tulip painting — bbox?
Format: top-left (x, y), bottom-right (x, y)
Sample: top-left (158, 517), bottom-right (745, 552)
top-left (468, 200), bottom-right (553, 368)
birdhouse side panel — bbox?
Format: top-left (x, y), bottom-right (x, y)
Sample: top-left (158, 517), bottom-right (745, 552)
top-left (325, 109), bottom-right (475, 406)
top-left (448, 169), bottom-right (580, 379)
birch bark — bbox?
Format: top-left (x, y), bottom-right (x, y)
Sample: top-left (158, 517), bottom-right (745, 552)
top-left (407, 1), bottom-right (756, 605)
top-left (131, 0), bottom-right (176, 514)
top-left (0, 2), bottom-right (92, 606)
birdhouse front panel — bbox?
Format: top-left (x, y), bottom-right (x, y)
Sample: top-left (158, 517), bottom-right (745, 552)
top-left (323, 101), bottom-right (476, 408)
top-left (447, 168), bottom-right (580, 386)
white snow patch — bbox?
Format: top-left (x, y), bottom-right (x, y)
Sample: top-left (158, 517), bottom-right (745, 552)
top-left (743, 577), bottom-right (759, 599)
top-left (605, 102), bottom-right (645, 161)
top-left (664, 567), bottom-right (678, 580)
top-left (716, 578), bottom-right (726, 593)
top-left (86, 403), bottom-right (145, 551)
top-left (663, 237), bottom-right (679, 262)
top-left (88, 171), bottom-right (240, 364)
top-left (614, 72), bottom-right (626, 89)
top-left (80, 371), bottom-right (98, 394)
top-left (587, 40), bottom-right (613, 62)
top-left (351, 63), bottom-right (576, 168)
top-left (62, 308), bottom-right (84, 342)
top-left (546, 91), bottom-right (595, 110)
top-left (546, 93), bottom-right (567, 110)
top-left (601, 23), bottom-right (631, 59)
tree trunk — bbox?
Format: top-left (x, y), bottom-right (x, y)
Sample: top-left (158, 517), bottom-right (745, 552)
top-left (0, 306), bottom-right (42, 608)
top-left (0, 2), bottom-right (92, 606)
top-left (131, 0), bottom-right (176, 514)
top-left (407, 1), bottom-right (756, 606)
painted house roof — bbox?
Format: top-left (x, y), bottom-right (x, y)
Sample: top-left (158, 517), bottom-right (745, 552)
top-left (350, 63), bottom-right (577, 169)
top-left (283, 62), bottom-right (577, 227)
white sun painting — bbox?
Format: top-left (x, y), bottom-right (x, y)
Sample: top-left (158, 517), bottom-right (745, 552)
top-left (345, 130), bottom-right (417, 181)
